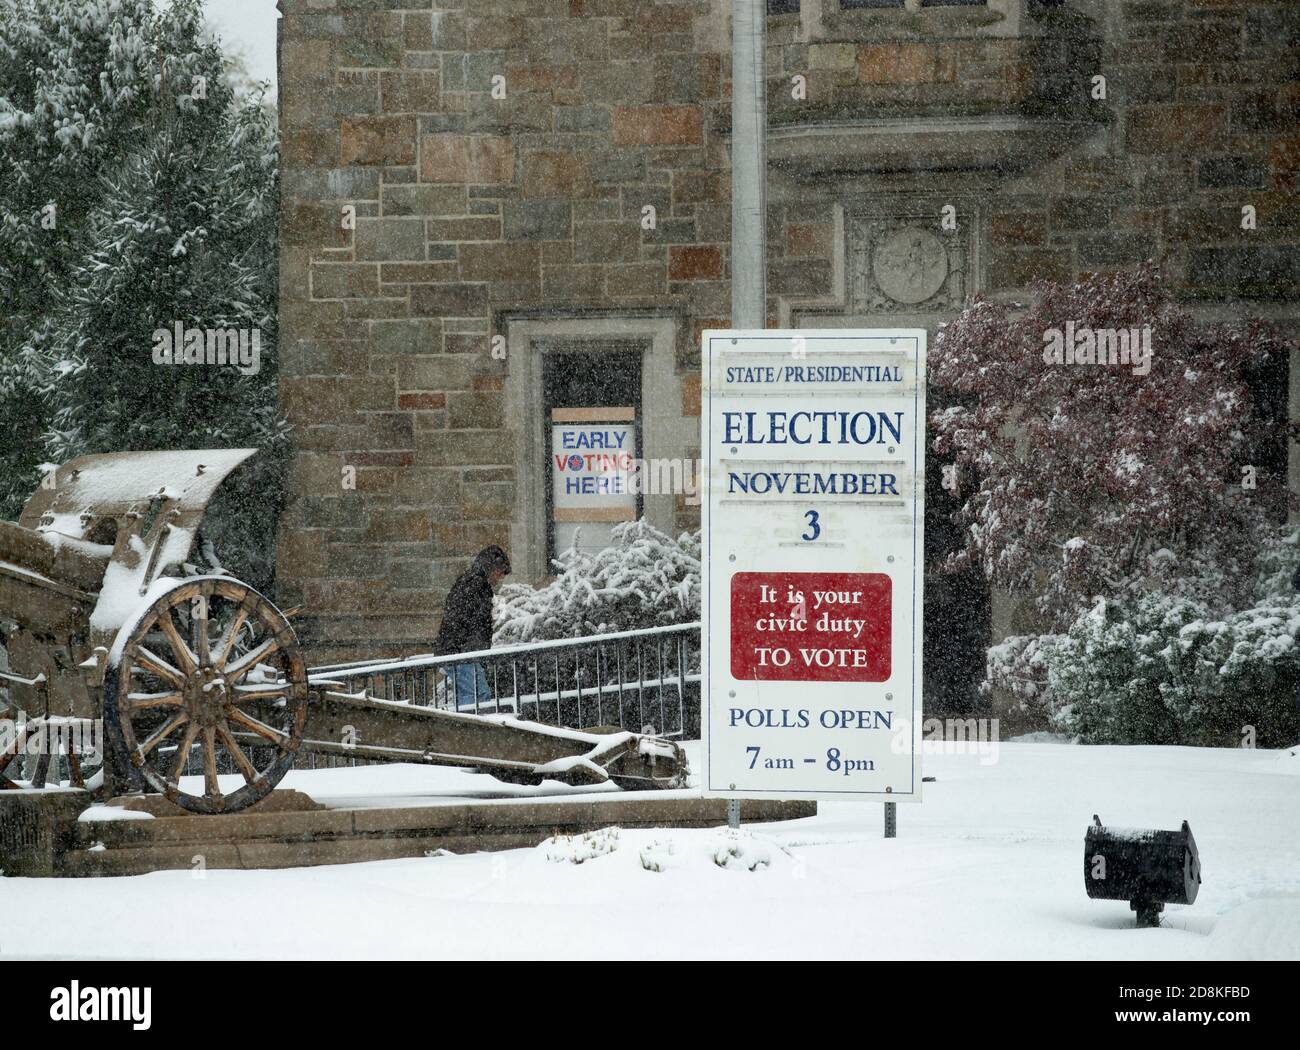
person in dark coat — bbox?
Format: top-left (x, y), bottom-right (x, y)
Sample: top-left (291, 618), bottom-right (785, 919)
top-left (436, 546), bottom-right (511, 711)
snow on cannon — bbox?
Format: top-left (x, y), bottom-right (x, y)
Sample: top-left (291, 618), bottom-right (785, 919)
top-left (0, 449), bottom-right (308, 809)
top-left (0, 449), bottom-right (688, 815)
top-left (1084, 816), bottom-right (1201, 928)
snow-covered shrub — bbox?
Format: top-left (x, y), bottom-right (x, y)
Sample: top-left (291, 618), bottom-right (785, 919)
top-left (985, 524), bottom-right (1300, 744)
top-left (1047, 594), bottom-right (1300, 747)
top-left (637, 829), bottom-right (780, 873)
top-left (1049, 595), bottom-right (1207, 745)
top-left (544, 827), bottom-right (621, 864)
top-left (1158, 598), bottom-right (1300, 747)
top-left (982, 632), bottom-right (1065, 733)
top-left (493, 519), bottom-right (700, 644)
top-left (638, 838), bottom-right (676, 873)
top-left (710, 828), bottom-right (774, 872)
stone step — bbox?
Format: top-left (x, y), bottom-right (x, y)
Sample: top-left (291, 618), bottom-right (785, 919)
top-left (73, 794), bottom-right (812, 848)
top-left (62, 795), bottom-right (817, 876)
top-left (60, 831), bottom-right (549, 877)
top-left (72, 805), bottom-right (357, 850)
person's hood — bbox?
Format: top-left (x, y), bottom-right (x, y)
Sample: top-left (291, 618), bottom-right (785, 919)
top-left (471, 546), bottom-right (511, 576)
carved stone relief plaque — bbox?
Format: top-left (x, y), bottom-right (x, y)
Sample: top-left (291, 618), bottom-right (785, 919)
top-left (872, 228), bottom-right (950, 305)
top-left (849, 202), bottom-right (976, 314)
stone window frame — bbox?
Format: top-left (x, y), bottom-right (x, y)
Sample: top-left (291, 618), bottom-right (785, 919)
top-left (504, 315), bottom-right (686, 583)
top-left (796, 0), bottom-right (1029, 39)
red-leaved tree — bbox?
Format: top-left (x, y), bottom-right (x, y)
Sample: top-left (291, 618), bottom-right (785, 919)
top-left (929, 264), bottom-right (1295, 630)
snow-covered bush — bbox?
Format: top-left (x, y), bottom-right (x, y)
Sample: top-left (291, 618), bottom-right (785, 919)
top-left (985, 526), bottom-right (1300, 744)
top-left (1158, 598), bottom-right (1300, 747)
top-left (493, 519), bottom-right (700, 644)
top-left (543, 827), bottom-right (621, 864)
top-left (1049, 595), bottom-right (1207, 745)
top-left (983, 632), bottom-right (1065, 732)
top-left (1039, 593), bottom-right (1300, 747)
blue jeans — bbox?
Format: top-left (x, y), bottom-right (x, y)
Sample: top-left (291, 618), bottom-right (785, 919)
top-left (451, 662), bottom-right (492, 711)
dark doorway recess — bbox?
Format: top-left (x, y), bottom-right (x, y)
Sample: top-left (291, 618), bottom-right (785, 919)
top-left (1244, 344), bottom-right (1290, 524)
top-left (924, 390), bottom-right (992, 717)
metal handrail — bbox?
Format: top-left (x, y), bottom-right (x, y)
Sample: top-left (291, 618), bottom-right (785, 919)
top-left (310, 620), bottom-right (702, 675)
top-left (307, 621), bottom-right (702, 739)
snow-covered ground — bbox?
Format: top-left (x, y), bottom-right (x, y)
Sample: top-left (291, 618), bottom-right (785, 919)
top-left (2, 741), bottom-right (1297, 960)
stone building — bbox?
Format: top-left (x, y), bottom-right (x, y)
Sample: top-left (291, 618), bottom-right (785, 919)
top-left (275, 0), bottom-right (1300, 706)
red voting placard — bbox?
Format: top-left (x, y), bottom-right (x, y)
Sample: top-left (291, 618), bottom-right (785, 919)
top-left (730, 571), bottom-right (891, 682)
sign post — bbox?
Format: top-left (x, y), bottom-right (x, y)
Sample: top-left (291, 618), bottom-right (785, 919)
top-left (701, 329), bottom-right (926, 806)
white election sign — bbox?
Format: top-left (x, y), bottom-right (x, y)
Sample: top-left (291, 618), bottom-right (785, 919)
top-left (700, 329), bottom-right (926, 801)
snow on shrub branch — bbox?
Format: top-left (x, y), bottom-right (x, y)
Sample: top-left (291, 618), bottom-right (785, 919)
top-left (986, 532), bottom-right (1300, 747)
top-left (494, 519), bottom-right (699, 644)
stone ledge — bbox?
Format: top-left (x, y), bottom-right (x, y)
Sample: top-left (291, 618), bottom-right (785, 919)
top-left (0, 789), bottom-right (93, 876)
top-left (55, 793), bottom-right (817, 876)
top-left (767, 115), bottom-right (1104, 178)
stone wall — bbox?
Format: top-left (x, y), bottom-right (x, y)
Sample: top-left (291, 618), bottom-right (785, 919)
top-left (758, 0), bottom-right (1299, 647)
top-left (279, 0), bottom-right (1300, 663)
top-left (760, 0), bottom-right (1300, 309)
top-left (278, 0), bottom-right (731, 661)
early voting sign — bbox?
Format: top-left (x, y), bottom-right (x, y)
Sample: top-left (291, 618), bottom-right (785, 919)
top-left (551, 407), bottom-right (637, 555)
top-left (701, 329), bottom-right (925, 802)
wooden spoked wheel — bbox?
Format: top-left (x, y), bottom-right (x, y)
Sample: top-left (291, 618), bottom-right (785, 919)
top-left (103, 577), bottom-right (308, 814)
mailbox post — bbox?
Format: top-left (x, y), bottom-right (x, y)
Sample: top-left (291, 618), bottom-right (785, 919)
top-left (1084, 816), bottom-right (1202, 928)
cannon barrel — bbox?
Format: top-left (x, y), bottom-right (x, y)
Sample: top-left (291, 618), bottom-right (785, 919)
top-left (0, 521), bottom-right (110, 593)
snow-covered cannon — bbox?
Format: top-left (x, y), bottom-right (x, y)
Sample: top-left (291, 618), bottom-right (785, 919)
top-left (0, 449), bottom-right (265, 704)
top-left (1084, 816), bottom-right (1201, 927)
top-left (0, 449), bottom-right (302, 804)
top-left (0, 449), bottom-right (687, 814)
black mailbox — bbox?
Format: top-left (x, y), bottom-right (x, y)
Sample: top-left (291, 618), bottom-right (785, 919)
top-left (1084, 816), bottom-right (1201, 927)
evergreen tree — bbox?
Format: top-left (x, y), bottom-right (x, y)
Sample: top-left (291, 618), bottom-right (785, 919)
top-left (1, 0), bottom-right (162, 514)
top-left (0, 0), bottom-right (284, 588)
